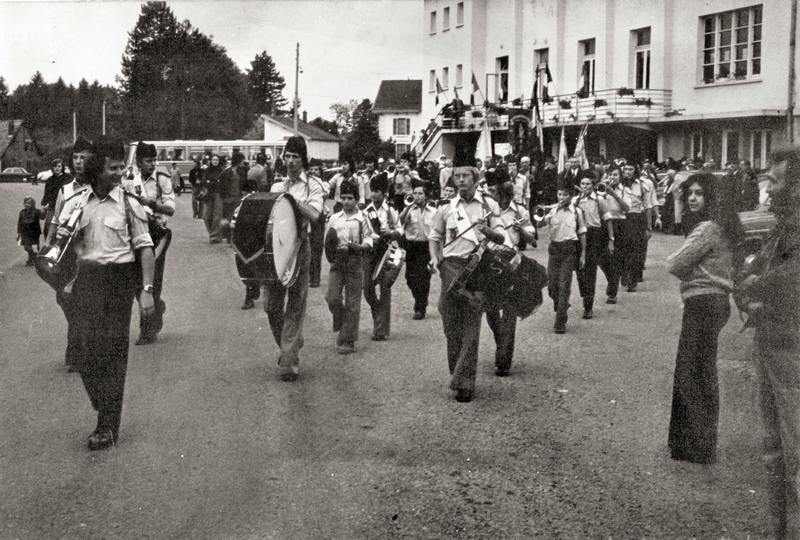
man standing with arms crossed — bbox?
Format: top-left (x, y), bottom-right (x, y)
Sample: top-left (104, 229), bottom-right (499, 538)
top-left (267, 136), bottom-right (324, 381)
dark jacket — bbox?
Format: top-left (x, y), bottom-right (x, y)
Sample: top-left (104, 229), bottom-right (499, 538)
top-left (41, 173), bottom-right (71, 209)
top-left (17, 208), bottom-right (42, 242)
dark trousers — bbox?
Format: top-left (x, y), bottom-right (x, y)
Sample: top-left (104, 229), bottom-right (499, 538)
top-left (576, 227), bottom-right (604, 310)
top-left (309, 214), bottom-right (325, 286)
top-left (439, 257), bottom-right (483, 392)
top-left (72, 262), bottom-right (138, 436)
top-left (547, 240), bottom-right (577, 323)
top-left (326, 256), bottom-right (363, 345)
top-left (485, 303), bottom-right (516, 371)
top-left (244, 282), bottom-right (260, 302)
top-left (138, 229), bottom-right (171, 339)
top-left (363, 254), bottom-right (392, 338)
top-left (668, 294), bottom-right (730, 463)
top-left (56, 290), bottom-right (82, 367)
top-left (621, 212), bottom-right (647, 287)
top-left (404, 240), bottom-right (431, 312)
top-left (598, 219), bottom-right (625, 299)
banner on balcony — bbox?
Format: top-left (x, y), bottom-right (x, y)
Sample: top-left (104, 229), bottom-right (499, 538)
top-left (574, 123), bottom-right (590, 169)
top-left (557, 127), bottom-right (567, 174)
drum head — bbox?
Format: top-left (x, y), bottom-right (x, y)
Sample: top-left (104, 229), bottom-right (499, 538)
top-left (268, 195), bottom-right (301, 286)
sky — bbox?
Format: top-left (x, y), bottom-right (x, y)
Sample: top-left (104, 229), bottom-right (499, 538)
top-left (0, 0), bottom-right (424, 120)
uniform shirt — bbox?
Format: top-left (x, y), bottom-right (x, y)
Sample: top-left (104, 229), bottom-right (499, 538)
top-left (363, 200), bottom-right (401, 242)
top-left (573, 192), bottom-right (603, 228)
top-left (327, 209), bottom-right (374, 249)
top-left (429, 191), bottom-right (505, 259)
top-left (330, 172), bottom-right (364, 203)
top-left (271, 171), bottom-right (325, 232)
top-left (543, 204), bottom-right (587, 242)
top-left (402, 204), bottom-right (437, 242)
top-left (512, 173), bottom-right (530, 206)
top-left (499, 202), bottom-right (535, 248)
top-left (639, 175), bottom-right (659, 209)
top-left (599, 187), bottom-right (627, 220)
top-left (621, 179), bottom-right (652, 214)
top-left (123, 170), bottom-right (175, 226)
top-left (438, 167), bottom-right (453, 194)
top-left (59, 186), bottom-right (153, 265)
top-left (51, 179), bottom-right (90, 226)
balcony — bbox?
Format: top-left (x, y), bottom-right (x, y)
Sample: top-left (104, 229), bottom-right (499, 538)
top-left (536, 88), bottom-right (672, 126)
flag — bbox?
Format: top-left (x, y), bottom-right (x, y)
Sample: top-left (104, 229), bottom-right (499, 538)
top-left (574, 123), bottom-right (590, 169)
top-left (530, 67), bottom-right (544, 152)
top-left (470, 72), bottom-right (480, 105)
top-left (557, 127), bottom-right (567, 174)
top-left (530, 67), bottom-right (539, 111)
top-left (476, 118), bottom-right (493, 162)
top-left (577, 62), bottom-right (589, 98)
top-left (435, 78), bottom-right (444, 106)
top-left (543, 62), bottom-right (554, 101)
top-left (454, 86), bottom-right (459, 100)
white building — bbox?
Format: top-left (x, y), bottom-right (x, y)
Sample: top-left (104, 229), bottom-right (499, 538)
top-left (262, 115), bottom-right (341, 161)
top-left (420, 0), bottom-right (799, 168)
top-left (373, 80), bottom-right (424, 159)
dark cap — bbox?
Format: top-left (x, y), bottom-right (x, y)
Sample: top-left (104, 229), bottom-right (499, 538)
top-left (284, 136), bottom-right (308, 167)
top-left (135, 141), bottom-right (157, 161)
top-left (72, 136), bottom-right (94, 154)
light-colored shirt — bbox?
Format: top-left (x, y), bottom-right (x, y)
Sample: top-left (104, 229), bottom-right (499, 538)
top-left (512, 173), bottom-right (530, 206)
top-left (330, 172), bottom-right (364, 203)
top-left (543, 204), bottom-right (586, 242)
top-left (51, 179), bottom-right (90, 225)
top-left (363, 200), bottom-right (401, 241)
top-left (359, 171), bottom-right (375, 201)
top-left (402, 204), bottom-right (437, 242)
top-left (271, 171), bottom-right (325, 231)
top-left (621, 179), bottom-right (652, 214)
top-left (439, 167), bottom-right (453, 193)
top-left (640, 175), bottom-right (659, 209)
top-left (59, 186), bottom-right (153, 265)
top-left (123, 170), bottom-right (176, 226)
top-left (327, 209), bottom-right (374, 248)
top-left (499, 202), bottom-right (534, 248)
top-left (600, 187), bottom-right (627, 220)
top-left (429, 191), bottom-right (505, 258)
top-left (573, 192), bottom-right (603, 228)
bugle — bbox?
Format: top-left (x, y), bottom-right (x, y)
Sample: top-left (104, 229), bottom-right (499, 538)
top-left (404, 193), bottom-right (415, 206)
top-left (532, 203), bottom-right (559, 222)
top-left (595, 182), bottom-right (607, 194)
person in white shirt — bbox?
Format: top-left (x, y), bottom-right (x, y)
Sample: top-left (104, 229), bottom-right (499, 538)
top-left (398, 182), bottom-right (437, 319)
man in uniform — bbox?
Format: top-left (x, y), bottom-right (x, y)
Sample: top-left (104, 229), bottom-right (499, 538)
top-left (363, 172), bottom-right (402, 341)
top-left (428, 142), bottom-right (507, 402)
top-left (391, 152), bottom-right (416, 209)
top-left (123, 142), bottom-right (175, 344)
top-left (266, 136), bottom-right (324, 381)
top-left (55, 136), bottom-right (154, 450)
top-left (307, 158), bottom-right (327, 289)
top-left (44, 137), bottom-right (95, 371)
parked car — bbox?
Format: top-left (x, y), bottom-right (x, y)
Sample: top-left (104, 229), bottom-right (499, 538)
top-left (0, 167), bottom-right (35, 183)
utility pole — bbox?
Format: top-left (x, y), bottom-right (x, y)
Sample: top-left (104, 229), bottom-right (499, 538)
top-left (102, 99), bottom-right (106, 135)
top-left (72, 111), bottom-right (76, 143)
top-left (293, 42), bottom-right (300, 135)
top-left (788, 0), bottom-right (798, 143)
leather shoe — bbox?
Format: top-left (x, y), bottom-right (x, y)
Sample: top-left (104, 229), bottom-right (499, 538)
top-left (582, 309), bottom-right (593, 320)
top-left (627, 284), bottom-right (637, 292)
top-left (554, 322), bottom-right (566, 334)
top-left (87, 429), bottom-right (115, 451)
top-left (412, 310), bottom-right (425, 320)
top-left (606, 296), bottom-right (617, 304)
top-left (135, 334), bottom-right (156, 346)
top-left (241, 299), bottom-right (255, 310)
top-left (371, 334), bottom-right (387, 342)
top-left (454, 389), bottom-right (473, 402)
top-left (336, 343), bottom-right (355, 354)
top-left (495, 368), bottom-right (510, 377)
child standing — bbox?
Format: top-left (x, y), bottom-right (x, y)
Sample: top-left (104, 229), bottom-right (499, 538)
top-left (326, 179), bottom-right (373, 354)
top-left (17, 197), bottom-right (42, 266)
top-left (540, 187), bottom-right (587, 333)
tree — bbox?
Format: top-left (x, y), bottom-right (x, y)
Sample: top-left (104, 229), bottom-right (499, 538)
top-left (0, 77), bottom-right (8, 119)
top-left (246, 51), bottom-right (287, 115)
top-left (119, 1), bottom-right (253, 139)
top-left (340, 99), bottom-right (382, 162)
top-left (330, 99), bottom-right (358, 134)
top-left (309, 116), bottom-right (338, 136)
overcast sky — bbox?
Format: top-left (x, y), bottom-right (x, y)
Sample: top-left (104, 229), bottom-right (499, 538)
top-left (0, 0), bottom-right (424, 120)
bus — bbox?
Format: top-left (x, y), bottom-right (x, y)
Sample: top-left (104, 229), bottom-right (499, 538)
top-left (125, 139), bottom-right (288, 185)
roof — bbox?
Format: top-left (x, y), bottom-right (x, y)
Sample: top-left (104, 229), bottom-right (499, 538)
top-left (266, 116), bottom-right (341, 142)
top-left (373, 80), bottom-right (422, 113)
top-left (0, 119), bottom-right (24, 157)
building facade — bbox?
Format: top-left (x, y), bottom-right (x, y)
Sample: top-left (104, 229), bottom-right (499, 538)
top-left (420, 0), bottom-right (798, 168)
top-left (373, 80), bottom-right (424, 159)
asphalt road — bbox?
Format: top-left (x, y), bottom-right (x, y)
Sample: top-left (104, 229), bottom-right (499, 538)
top-left (0, 183), bottom-right (771, 538)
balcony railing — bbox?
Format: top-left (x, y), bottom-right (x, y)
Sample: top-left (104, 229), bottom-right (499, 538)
top-left (536, 88), bottom-right (672, 126)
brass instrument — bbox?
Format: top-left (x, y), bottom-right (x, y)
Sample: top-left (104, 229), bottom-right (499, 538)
top-left (404, 194), bottom-right (415, 206)
top-left (35, 200), bottom-right (85, 292)
top-left (532, 203), bottom-right (559, 223)
top-left (595, 182), bottom-right (607, 195)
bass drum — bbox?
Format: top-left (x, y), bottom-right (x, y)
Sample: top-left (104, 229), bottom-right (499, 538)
top-left (232, 192), bottom-right (302, 287)
top-left (371, 242), bottom-right (406, 289)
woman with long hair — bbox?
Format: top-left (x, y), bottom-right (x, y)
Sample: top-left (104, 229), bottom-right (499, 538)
top-left (202, 154), bottom-right (224, 243)
top-left (666, 172), bottom-right (743, 463)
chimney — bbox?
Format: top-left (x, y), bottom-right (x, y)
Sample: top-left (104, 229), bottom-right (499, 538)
top-left (302, 110), bottom-right (307, 124)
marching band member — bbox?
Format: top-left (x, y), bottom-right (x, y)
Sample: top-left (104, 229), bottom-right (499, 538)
top-left (44, 137), bottom-right (95, 371)
top-left (573, 171), bottom-right (613, 319)
top-left (266, 136), bottom-right (324, 381)
top-left (507, 158), bottom-right (530, 210)
top-left (363, 172), bottom-right (402, 341)
top-left (398, 181), bottom-right (436, 320)
top-left (391, 152), bottom-right (417, 210)
top-left (329, 157), bottom-right (361, 213)
top-left (428, 144), bottom-right (506, 402)
top-left (620, 163), bottom-right (653, 292)
top-left (55, 136), bottom-right (154, 450)
top-left (597, 165), bottom-right (629, 304)
top-left (359, 154), bottom-right (377, 203)
top-left (307, 158), bottom-right (327, 289)
top-left (40, 158), bottom-right (71, 238)
top-left (539, 185), bottom-right (587, 334)
top-left (325, 179), bottom-right (373, 354)
top-left (123, 142), bottom-right (175, 345)
top-left (485, 168), bottom-right (536, 376)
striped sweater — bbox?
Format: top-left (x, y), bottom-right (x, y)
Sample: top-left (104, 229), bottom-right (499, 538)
top-left (666, 220), bottom-right (733, 301)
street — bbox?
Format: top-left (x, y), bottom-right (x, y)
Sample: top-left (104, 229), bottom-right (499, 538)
top-left (0, 183), bottom-right (770, 538)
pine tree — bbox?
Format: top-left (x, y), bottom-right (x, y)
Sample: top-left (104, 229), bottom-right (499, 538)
top-left (246, 51), bottom-right (288, 115)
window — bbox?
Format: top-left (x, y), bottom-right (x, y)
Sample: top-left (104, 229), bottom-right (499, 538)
top-left (701, 5), bottom-right (762, 84)
top-left (395, 144), bottom-right (410, 160)
top-left (455, 64), bottom-right (463, 88)
top-left (496, 55), bottom-right (509, 102)
top-left (442, 66), bottom-right (449, 89)
top-left (393, 118), bottom-right (410, 136)
top-left (579, 38), bottom-right (596, 96)
top-left (429, 11), bottom-right (437, 34)
top-left (456, 2), bottom-right (464, 26)
top-left (633, 27), bottom-right (651, 89)
top-left (429, 69), bottom-right (436, 92)
top-left (443, 7), bottom-right (450, 31)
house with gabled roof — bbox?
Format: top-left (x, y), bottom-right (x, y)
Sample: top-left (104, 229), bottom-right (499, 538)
top-left (261, 114), bottom-right (341, 161)
top-left (373, 80), bottom-right (423, 159)
top-left (0, 119), bottom-right (43, 171)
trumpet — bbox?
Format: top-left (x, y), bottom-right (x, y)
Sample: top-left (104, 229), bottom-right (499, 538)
top-left (532, 203), bottom-right (559, 222)
top-left (404, 194), bottom-right (415, 206)
top-left (595, 183), bottom-right (607, 194)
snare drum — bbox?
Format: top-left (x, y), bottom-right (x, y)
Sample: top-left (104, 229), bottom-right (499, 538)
top-left (372, 242), bottom-right (406, 289)
top-left (448, 240), bottom-right (520, 306)
top-left (231, 192), bottom-right (302, 287)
